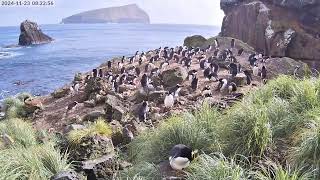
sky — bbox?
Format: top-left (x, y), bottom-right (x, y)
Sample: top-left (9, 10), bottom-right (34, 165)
top-left (0, 0), bottom-right (224, 27)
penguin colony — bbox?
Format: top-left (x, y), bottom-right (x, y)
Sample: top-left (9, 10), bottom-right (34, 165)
top-left (75, 38), bottom-right (270, 170)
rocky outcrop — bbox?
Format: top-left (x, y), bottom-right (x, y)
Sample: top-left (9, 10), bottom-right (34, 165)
top-left (184, 35), bottom-right (208, 48)
top-left (18, 20), bottom-right (53, 46)
top-left (61, 4), bottom-right (150, 24)
top-left (161, 66), bottom-right (188, 88)
top-left (220, 0), bottom-right (320, 61)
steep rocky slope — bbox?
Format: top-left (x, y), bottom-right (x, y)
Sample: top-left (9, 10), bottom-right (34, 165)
top-left (220, 0), bottom-right (320, 61)
top-left (61, 4), bottom-right (150, 24)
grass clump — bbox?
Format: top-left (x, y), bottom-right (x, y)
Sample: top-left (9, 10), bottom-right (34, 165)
top-left (187, 154), bottom-right (248, 180)
top-left (129, 105), bottom-right (221, 164)
top-left (68, 118), bottom-right (112, 144)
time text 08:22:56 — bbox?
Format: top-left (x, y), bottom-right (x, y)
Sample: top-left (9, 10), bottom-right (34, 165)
top-left (1, 0), bottom-right (55, 7)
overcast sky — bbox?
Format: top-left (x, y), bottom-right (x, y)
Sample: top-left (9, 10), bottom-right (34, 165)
top-left (0, 0), bottom-right (224, 27)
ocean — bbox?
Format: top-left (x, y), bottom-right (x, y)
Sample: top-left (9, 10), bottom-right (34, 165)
top-left (0, 23), bottom-right (219, 100)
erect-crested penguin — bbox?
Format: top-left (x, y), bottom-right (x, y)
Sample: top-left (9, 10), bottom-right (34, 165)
top-left (231, 38), bottom-right (236, 48)
top-left (248, 53), bottom-right (257, 66)
top-left (188, 70), bottom-right (197, 81)
top-left (218, 78), bottom-right (228, 92)
top-left (202, 85), bottom-right (212, 97)
top-left (92, 69), bottom-right (98, 78)
top-left (111, 79), bottom-right (119, 92)
top-left (98, 69), bottom-right (103, 78)
top-left (107, 61), bottom-right (112, 69)
top-left (169, 84), bottom-right (183, 98)
top-left (139, 57), bottom-right (143, 65)
top-left (164, 91), bottom-right (175, 108)
top-left (121, 56), bottom-right (125, 63)
top-left (228, 82), bottom-right (237, 94)
top-left (261, 65), bottom-right (267, 80)
top-left (138, 101), bottom-right (149, 122)
top-left (214, 38), bottom-right (219, 48)
top-left (229, 63), bottom-right (238, 77)
top-left (129, 56), bottom-right (135, 64)
top-left (191, 75), bottom-right (198, 91)
top-left (253, 64), bottom-right (259, 76)
top-left (200, 59), bottom-right (207, 69)
top-left (244, 70), bottom-right (253, 85)
top-left (169, 144), bottom-right (197, 170)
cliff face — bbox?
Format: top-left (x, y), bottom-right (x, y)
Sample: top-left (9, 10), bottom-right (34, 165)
top-left (18, 20), bottom-right (53, 46)
top-left (61, 4), bottom-right (150, 24)
top-left (220, 0), bottom-right (320, 61)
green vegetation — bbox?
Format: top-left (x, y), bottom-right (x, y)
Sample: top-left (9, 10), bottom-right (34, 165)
top-left (122, 75), bottom-right (320, 179)
top-left (0, 94), bottom-right (72, 180)
top-left (68, 118), bottom-right (112, 144)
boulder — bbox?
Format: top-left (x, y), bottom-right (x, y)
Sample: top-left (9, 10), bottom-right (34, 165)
top-left (220, 0), bottom-right (320, 61)
top-left (82, 111), bottom-right (105, 122)
top-left (50, 170), bottom-right (80, 180)
top-left (18, 20), bottom-right (53, 46)
top-left (82, 154), bottom-right (119, 180)
top-left (184, 35), bottom-right (207, 48)
top-left (266, 57), bottom-right (308, 78)
top-left (83, 100), bottom-right (96, 108)
top-left (105, 95), bottom-right (129, 121)
top-left (69, 135), bottom-right (114, 163)
top-left (110, 120), bottom-right (123, 146)
top-left (162, 66), bottom-right (188, 88)
top-left (52, 87), bottom-right (70, 99)
top-left (149, 91), bottom-right (167, 104)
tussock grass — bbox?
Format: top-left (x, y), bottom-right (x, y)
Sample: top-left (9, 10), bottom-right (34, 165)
top-left (186, 154), bottom-right (247, 180)
top-left (68, 118), bottom-right (112, 144)
top-left (128, 104), bottom-right (221, 164)
top-left (252, 161), bottom-right (315, 180)
top-left (116, 163), bottom-right (161, 180)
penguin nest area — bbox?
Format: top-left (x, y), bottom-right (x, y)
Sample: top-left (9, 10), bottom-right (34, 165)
top-left (32, 37), bottom-right (266, 132)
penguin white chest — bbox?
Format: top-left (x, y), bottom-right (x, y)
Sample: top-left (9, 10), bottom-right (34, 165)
top-left (169, 157), bottom-right (190, 170)
top-left (164, 95), bottom-right (174, 108)
top-left (253, 67), bottom-right (259, 76)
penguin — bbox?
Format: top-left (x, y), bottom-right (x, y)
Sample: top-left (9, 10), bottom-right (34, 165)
top-left (293, 65), bottom-right (300, 77)
top-left (129, 56), bottom-right (135, 64)
top-left (92, 69), bottom-right (98, 78)
top-left (164, 92), bottom-right (175, 108)
top-left (107, 61), bottom-right (112, 69)
top-left (261, 65), bottom-right (267, 80)
top-left (107, 72), bottom-right (113, 82)
top-left (191, 75), bottom-right (198, 91)
top-left (121, 56), bottom-right (125, 63)
top-left (160, 61), bottom-right (170, 69)
top-left (200, 59), bottom-right (207, 69)
top-left (119, 74), bottom-right (127, 85)
top-left (139, 58), bottom-right (143, 65)
top-left (229, 63), bottom-right (238, 77)
top-left (73, 83), bottom-right (80, 93)
top-left (135, 51), bottom-right (140, 61)
top-left (244, 70), bottom-right (253, 85)
top-left (184, 58), bottom-right (192, 69)
top-left (248, 53), bottom-right (257, 66)
top-left (228, 82), bottom-right (237, 94)
top-left (118, 62), bottom-right (124, 70)
top-left (202, 85), bottom-right (212, 97)
top-left (169, 84), bottom-right (183, 99)
top-left (141, 74), bottom-right (149, 88)
top-left (135, 67), bottom-right (141, 76)
top-left (138, 101), bottom-right (149, 122)
top-left (217, 78), bottom-right (228, 92)
top-left (150, 68), bottom-right (160, 77)
top-left (238, 48), bottom-right (244, 56)
top-left (231, 38), bottom-right (236, 48)
top-left (98, 69), bottom-right (103, 78)
top-left (66, 101), bottom-right (78, 112)
top-left (253, 64), bottom-right (259, 76)
top-left (214, 38), bottom-right (219, 48)
top-left (169, 144), bottom-right (197, 170)
top-left (188, 70), bottom-right (197, 81)
top-left (111, 79), bottom-right (119, 92)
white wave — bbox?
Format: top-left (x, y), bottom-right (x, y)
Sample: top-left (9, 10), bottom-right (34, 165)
top-left (0, 51), bottom-right (23, 59)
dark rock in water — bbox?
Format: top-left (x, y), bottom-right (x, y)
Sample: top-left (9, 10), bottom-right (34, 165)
top-left (61, 4), bottom-right (150, 24)
top-left (18, 20), bottom-right (53, 46)
top-left (105, 94), bottom-right (129, 121)
top-left (220, 0), bottom-right (320, 61)
top-left (184, 35), bottom-right (207, 48)
top-left (162, 66), bottom-right (188, 88)
top-left (50, 170), bottom-right (80, 180)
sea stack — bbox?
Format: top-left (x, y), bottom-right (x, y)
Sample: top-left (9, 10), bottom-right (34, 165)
top-left (18, 20), bottom-right (53, 46)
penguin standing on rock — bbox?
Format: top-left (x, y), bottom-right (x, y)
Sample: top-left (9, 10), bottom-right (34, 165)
top-left (141, 74), bottom-right (149, 88)
top-left (169, 144), bottom-right (197, 170)
top-left (111, 79), bottom-right (119, 93)
top-left (244, 70), bottom-right (253, 85)
top-left (107, 61), bottom-right (112, 69)
top-left (228, 82), bottom-right (237, 94)
top-left (188, 70), bottom-right (197, 81)
top-left (202, 85), bottom-right (212, 97)
top-left (98, 69), bottom-right (103, 78)
top-left (214, 38), bottom-right (219, 48)
top-left (191, 75), bottom-right (198, 91)
top-left (253, 63), bottom-right (259, 77)
top-left (261, 65), bottom-right (267, 82)
top-left (231, 39), bottom-right (236, 49)
top-left (217, 78), bottom-right (228, 92)
top-left (92, 69), bottom-right (98, 78)
top-left (238, 48), bottom-right (244, 56)
top-left (169, 84), bottom-right (183, 99)
top-left (138, 101), bottom-right (149, 122)
top-left (164, 92), bottom-right (175, 108)
top-left (229, 63), bottom-right (238, 77)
